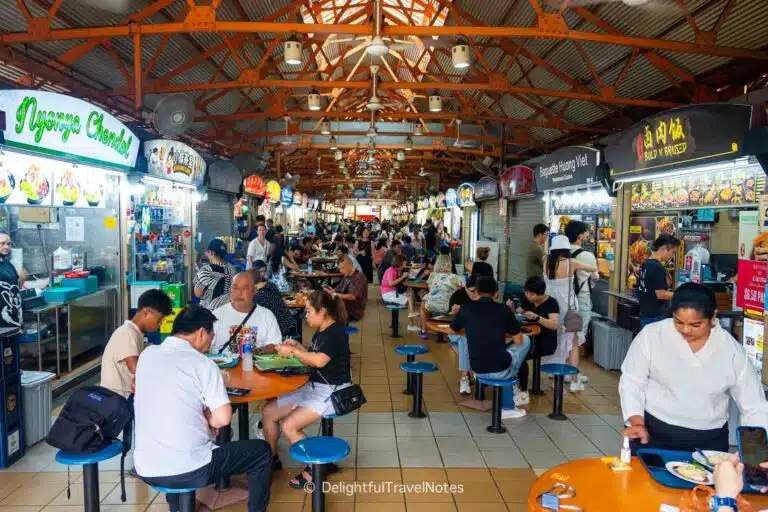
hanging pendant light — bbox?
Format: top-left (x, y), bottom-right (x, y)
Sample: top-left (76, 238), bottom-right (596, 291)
top-left (328, 135), bottom-right (338, 150)
top-left (307, 90), bottom-right (322, 111)
top-left (451, 40), bottom-right (470, 69)
top-left (404, 136), bottom-right (413, 151)
top-left (393, 161), bottom-right (400, 169)
top-left (334, 150), bottom-right (343, 161)
top-left (320, 121), bottom-right (331, 134)
top-left (284, 37), bottom-right (302, 65)
top-left (428, 91), bottom-right (442, 112)
top-left (413, 123), bottom-right (423, 136)
top-left (397, 150), bottom-right (405, 161)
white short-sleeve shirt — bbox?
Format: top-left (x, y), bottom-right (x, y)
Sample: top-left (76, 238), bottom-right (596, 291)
top-left (211, 303), bottom-right (283, 354)
top-left (133, 336), bottom-right (230, 477)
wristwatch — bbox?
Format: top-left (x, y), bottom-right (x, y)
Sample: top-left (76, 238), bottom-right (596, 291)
top-left (709, 496), bottom-right (737, 511)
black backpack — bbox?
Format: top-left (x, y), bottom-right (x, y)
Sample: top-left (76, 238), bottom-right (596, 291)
top-left (47, 386), bottom-right (133, 501)
top-left (571, 248), bottom-right (593, 295)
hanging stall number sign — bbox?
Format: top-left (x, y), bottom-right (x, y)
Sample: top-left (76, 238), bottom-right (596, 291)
top-left (500, 165), bottom-right (535, 197)
top-left (0, 89), bottom-right (140, 170)
top-left (606, 104), bottom-right (753, 179)
top-left (473, 177), bottom-right (499, 202)
top-left (535, 146), bottom-right (602, 191)
top-left (457, 183), bottom-right (475, 207)
top-left (145, 140), bottom-right (206, 186)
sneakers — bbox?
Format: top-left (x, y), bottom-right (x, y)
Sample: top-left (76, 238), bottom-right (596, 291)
top-left (408, 312), bottom-right (420, 318)
top-left (254, 428), bottom-right (265, 440)
top-left (568, 381), bottom-right (585, 393)
top-left (514, 391), bottom-right (530, 406)
top-left (501, 408), bottom-right (527, 419)
top-left (578, 374), bottom-right (589, 384)
top-left (459, 376), bottom-right (471, 395)
top-left (272, 454), bottom-right (283, 472)
top-left (407, 325), bottom-right (421, 332)
top-left (418, 331), bottom-right (429, 340)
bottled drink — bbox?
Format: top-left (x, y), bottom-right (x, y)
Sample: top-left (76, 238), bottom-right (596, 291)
top-left (308, 260), bottom-right (313, 273)
top-left (241, 332), bottom-right (254, 372)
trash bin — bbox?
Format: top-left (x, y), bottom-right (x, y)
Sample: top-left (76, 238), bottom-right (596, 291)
top-left (20, 370), bottom-right (55, 447)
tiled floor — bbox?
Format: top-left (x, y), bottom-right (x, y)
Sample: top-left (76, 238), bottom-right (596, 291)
top-left (1, 287), bottom-right (624, 511)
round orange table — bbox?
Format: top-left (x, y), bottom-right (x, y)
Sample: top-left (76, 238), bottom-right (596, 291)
top-left (425, 319), bottom-right (540, 339)
top-left (527, 458), bottom-right (768, 511)
top-left (289, 271), bottom-right (343, 290)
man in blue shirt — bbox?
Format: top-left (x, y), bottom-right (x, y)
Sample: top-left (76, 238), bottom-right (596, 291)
top-left (400, 236), bottom-right (416, 262)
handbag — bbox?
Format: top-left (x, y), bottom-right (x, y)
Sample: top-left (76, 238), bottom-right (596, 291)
top-left (225, 303), bottom-right (257, 354)
top-left (679, 485), bottom-right (755, 512)
top-left (563, 260), bottom-right (583, 333)
top-left (314, 369), bottom-right (367, 415)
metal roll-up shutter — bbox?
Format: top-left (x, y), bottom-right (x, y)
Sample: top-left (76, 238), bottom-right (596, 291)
top-left (197, 191), bottom-right (234, 248)
top-left (506, 197), bottom-right (544, 286)
top-left (479, 199), bottom-right (506, 280)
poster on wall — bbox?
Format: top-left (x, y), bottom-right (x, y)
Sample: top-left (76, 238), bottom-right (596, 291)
top-left (743, 316), bottom-right (764, 371)
top-left (736, 259), bottom-right (767, 312)
top-left (457, 183), bottom-right (475, 207)
top-left (144, 140), bottom-right (206, 186)
top-left (53, 165), bottom-right (106, 208)
top-left (0, 149), bottom-right (54, 206)
top-left (0, 89), bottom-right (140, 170)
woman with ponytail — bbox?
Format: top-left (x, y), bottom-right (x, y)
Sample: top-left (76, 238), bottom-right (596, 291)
top-left (261, 290), bottom-right (351, 488)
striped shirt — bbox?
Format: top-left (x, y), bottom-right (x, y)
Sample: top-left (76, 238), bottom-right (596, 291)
top-left (193, 262), bottom-right (234, 311)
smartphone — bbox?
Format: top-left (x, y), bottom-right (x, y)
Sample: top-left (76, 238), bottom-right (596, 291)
top-left (638, 452), bottom-right (666, 470)
top-left (539, 493), bottom-right (560, 510)
top-left (226, 387), bottom-right (251, 396)
top-left (737, 426), bottom-right (768, 489)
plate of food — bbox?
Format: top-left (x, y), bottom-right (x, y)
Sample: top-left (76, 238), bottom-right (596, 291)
top-left (207, 353), bottom-right (239, 368)
top-left (20, 164), bottom-right (50, 205)
top-left (692, 450), bottom-right (732, 470)
top-left (666, 461), bottom-right (714, 485)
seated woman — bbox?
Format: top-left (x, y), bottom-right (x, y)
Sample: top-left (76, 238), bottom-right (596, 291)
top-left (380, 254), bottom-right (409, 306)
top-left (419, 255), bottom-right (463, 340)
top-left (252, 264), bottom-right (298, 337)
top-left (468, 246), bottom-right (494, 278)
top-left (621, 282), bottom-right (768, 453)
top-left (261, 290), bottom-right (351, 487)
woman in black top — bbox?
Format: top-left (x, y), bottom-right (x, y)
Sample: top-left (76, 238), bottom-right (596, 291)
top-left (470, 246), bottom-right (494, 278)
top-left (253, 267), bottom-right (297, 336)
top-left (262, 290), bottom-right (351, 488)
top-left (0, 232), bottom-right (26, 328)
top-left (355, 227), bottom-right (374, 283)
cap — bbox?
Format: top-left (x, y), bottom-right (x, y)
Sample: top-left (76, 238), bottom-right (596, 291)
top-left (549, 235), bottom-right (570, 252)
top-left (252, 260), bottom-right (267, 270)
top-left (207, 238), bottom-right (228, 258)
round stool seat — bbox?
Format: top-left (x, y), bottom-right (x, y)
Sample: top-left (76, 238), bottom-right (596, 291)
top-left (345, 326), bottom-right (359, 335)
top-left (149, 486), bottom-right (201, 494)
top-left (385, 304), bottom-right (408, 310)
top-left (290, 436), bottom-right (350, 465)
top-left (476, 377), bottom-right (518, 388)
top-left (541, 364), bottom-right (579, 376)
top-left (56, 440), bottom-right (123, 466)
top-left (395, 344), bottom-right (429, 356)
top-left (323, 413), bottom-right (338, 420)
top-left (400, 361), bottom-right (438, 374)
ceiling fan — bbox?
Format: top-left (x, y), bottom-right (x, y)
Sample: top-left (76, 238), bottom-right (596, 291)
top-left (280, 116), bottom-right (294, 146)
top-left (315, 155), bottom-right (327, 176)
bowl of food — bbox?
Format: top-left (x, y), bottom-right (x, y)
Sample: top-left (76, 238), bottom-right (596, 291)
top-left (0, 168), bottom-right (15, 204)
top-left (207, 353), bottom-right (239, 368)
top-left (20, 165), bottom-right (49, 205)
top-left (55, 168), bottom-right (80, 206)
top-left (83, 181), bottom-right (103, 207)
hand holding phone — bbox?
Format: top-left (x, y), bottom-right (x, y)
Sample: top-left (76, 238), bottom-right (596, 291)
top-left (737, 426), bottom-right (768, 491)
top-left (226, 387), bottom-right (251, 397)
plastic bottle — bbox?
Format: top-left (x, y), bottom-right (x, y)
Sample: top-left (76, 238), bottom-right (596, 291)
top-left (308, 259), bottom-right (313, 273)
top-left (241, 334), bottom-right (254, 372)
top-left (620, 436), bottom-right (631, 465)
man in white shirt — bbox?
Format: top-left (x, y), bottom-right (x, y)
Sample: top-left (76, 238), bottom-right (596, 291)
top-left (565, 220), bottom-right (599, 391)
top-left (134, 305), bottom-right (272, 512)
top-left (212, 272), bottom-right (282, 354)
top-left (335, 245), bottom-right (362, 274)
top-left (246, 223), bottom-right (270, 270)
top-left (620, 283), bottom-right (768, 453)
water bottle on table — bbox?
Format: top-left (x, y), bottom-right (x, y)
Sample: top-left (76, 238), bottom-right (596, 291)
top-left (308, 259), bottom-right (313, 273)
top-left (242, 331), bottom-right (255, 372)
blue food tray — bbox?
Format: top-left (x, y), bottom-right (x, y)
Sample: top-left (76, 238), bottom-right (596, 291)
top-left (407, 279), bottom-right (426, 283)
top-left (637, 448), bottom-right (760, 494)
top-left (207, 353), bottom-right (239, 368)
top-left (42, 287), bottom-right (82, 303)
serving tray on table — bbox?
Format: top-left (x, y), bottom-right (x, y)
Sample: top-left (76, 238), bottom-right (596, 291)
top-left (253, 354), bottom-right (305, 371)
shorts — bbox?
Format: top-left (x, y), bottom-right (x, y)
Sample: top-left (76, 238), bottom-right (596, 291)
top-left (382, 291), bottom-right (408, 306)
top-left (277, 381), bottom-right (350, 416)
top-left (575, 296), bottom-right (592, 345)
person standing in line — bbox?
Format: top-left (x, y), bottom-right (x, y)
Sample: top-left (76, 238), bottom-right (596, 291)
top-left (527, 223), bottom-right (550, 278)
top-left (194, 239), bottom-right (235, 311)
top-left (565, 220), bottom-right (599, 391)
top-left (247, 223), bottom-right (270, 270)
top-left (424, 219), bottom-right (438, 261)
top-left (355, 227), bottom-right (374, 284)
top-left (637, 234), bottom-right (680, 328)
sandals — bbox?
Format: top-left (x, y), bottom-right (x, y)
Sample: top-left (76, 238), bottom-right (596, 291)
top-left (288, 463), bottom-right (341, 489)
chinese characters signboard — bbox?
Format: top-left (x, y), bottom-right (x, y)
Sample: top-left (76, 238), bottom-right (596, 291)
top-left (736, 259), bottom-right (767, 312)
top-left (606, 104), bottom-right (753, 179)
top-left (145, 140), bottom-right (206, 186)
top-left (500, 166), bottom-right (535, 197)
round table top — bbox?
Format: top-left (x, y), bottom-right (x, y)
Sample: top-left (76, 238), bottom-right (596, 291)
top-left (527, 457), bottom-right (768, 511)
top-left (404, 280), bottom-right (429, 289)
top-left (289, 271), bottom-right (343, 279)
top-left (223, 361), bottom-right (309, 404)
top-left (284, 297), bottom-right (307, 309)
top-left (424, 319), bottom-right (540, 338)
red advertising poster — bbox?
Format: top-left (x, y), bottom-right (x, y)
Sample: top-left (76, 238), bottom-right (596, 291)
top-left (736, 259), bottom-right (768, 312)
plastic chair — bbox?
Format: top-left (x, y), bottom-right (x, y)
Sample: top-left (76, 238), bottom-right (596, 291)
top-left (290, 436), bottom-right (351, 512)
top-left (147, 486), bottom-right (200, 512)
top-left (399, 361), bottom-right (438, 418)
top-left (541, 364), bottom-right (579, 420)
top-left (55, 440), bottom-right (123, 512)
top-left (476, 377), bottom-right (518, 434)
top-left (395, 344), bottom-right (429, 395)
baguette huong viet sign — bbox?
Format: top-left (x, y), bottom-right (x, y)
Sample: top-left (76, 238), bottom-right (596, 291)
top-left (606, 104), bottom-right (753, 179)
top-left (0, 90), bottom-right (140, 170)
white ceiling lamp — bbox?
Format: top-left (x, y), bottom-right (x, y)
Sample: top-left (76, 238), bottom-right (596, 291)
top-left (307, 90), bottom-right (322, 111)
top-left (328, 135), bottom-right (338, 150)
top-left (281, 116), bottom-right (293, 145)
top-left (284, 36), bottom-right (302, 65)
top-left (413, 123), bottom-right (423, 136)
top-left (453, 118), bottom-right (463, 148)
top-left (429, 91), bottom-right (443, 112)
top-left (397, 150), bottom-right (405, 161)
top-left (319, 120), bottom-right (331, 134)
top-left (334, 149), bottom-right (343, 160)
top-left (404, 136), bottom-right (413, 151)
top-left (451, 39), bottom-right (470, 69)
top-left (367, 1), bottom-right (389, 57)
top-left (393, 161), bottom-right (400, 169)
top-left (367, 64), bottom-right (382, 112)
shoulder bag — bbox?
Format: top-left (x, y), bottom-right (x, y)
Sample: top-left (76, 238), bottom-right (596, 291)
top-left (312, 337), bottom-right (367, 415)
top-left (225, 303), bottom-right (257, 354)
top-left (563, 260), bottom-right (583, 333)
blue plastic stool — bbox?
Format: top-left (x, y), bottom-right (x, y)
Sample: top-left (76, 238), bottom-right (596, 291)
top-left (477, 377), bottom-right (519, 434)
top-left (400, 361), bottom-right (438, 418)
top-left (345, 320), bottom-right (359, 336)
top-left (290, 436), bottom-right (350, 512)
top-left (55, 440), bottom-right (123, 512)
top-left (148, 486), bottom-right (200, 512)
top-left (541, 364), bottom-right (579, 420)
top-left (395, 344), bottom-right (429, 395)
top-left (384, 303), bottom-right (408, 338)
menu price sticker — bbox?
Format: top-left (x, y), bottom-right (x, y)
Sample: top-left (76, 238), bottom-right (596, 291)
top-left (736, 259), bottom-right (768, 311)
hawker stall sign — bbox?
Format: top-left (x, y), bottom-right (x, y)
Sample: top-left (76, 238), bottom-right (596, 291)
top-left (0, 90), bottom-right (140, 170)
top-left (473, 177), bottom-right (499, 202)
top-left (457, 183), bottom-right (475, 207)
top-left (145, 140), bottom-right (206, 186)
top-left (606, 104), bottom-right (753, 179)
top-left (500, 165), bottom-right (535, 197)
top-left (535, 146), bottom-right (603, 191)
top-left (280, 186), bottom-right (293, 206)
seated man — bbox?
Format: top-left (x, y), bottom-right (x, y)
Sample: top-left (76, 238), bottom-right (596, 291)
top-left (451, 277), bottom-right (530, 419)
top-left (512, 276), bottom-right (560, 406)
top-left (335, 244), bottom-right (363, 274)
top-left (449, 275), bottom-right (476, 394)
top-left (134, 306), bottom-right (272, 512)
top-left (400, 236), bottom-right (416, 262)
top-left (299, 236), bottom-right (314, 264)
top-left (212, 272), bottom-right (282, 354)
top-left (324, 255), bottom-right (367, 321)
top-left (621, 283), bottom-right (768, 453)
